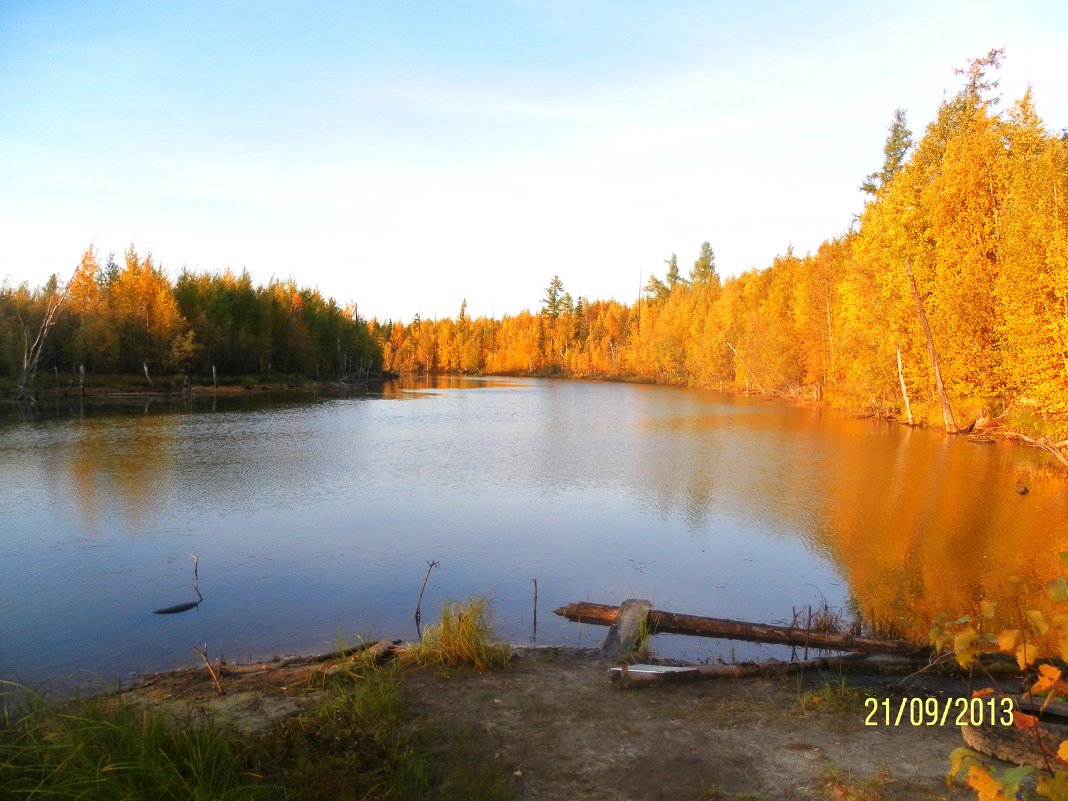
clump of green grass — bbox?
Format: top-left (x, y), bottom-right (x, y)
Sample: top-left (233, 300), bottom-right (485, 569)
top-left (0, 685), bottom-right (263, 800)
top-left (1, 659), bottom-right (516, 801)
top-left (796, 677), bottom-right (871, 713)
top-left (249, 664), bottom-right (514, 801)
top-left (619, 610), bottom-right (660, 662)
top-left (400, 598), bottom-right (512, 672)
top-left (254, 665), bottom-right (414, 799)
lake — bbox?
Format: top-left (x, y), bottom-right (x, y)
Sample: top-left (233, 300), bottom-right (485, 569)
top-left (1, 376), bottom-right (1065, 688)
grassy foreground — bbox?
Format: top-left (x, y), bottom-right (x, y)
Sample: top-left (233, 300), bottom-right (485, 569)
top-left (0, 600), bottom-right (515, 801)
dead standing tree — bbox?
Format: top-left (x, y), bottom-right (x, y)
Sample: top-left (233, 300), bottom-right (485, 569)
top-left (16, 277), bottom-right (71, 402)
top-left (904, 258), bottom-right (957, 434)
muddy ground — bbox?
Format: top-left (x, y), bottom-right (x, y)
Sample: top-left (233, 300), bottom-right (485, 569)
top-left (120, 645), bottom-right (998, 801)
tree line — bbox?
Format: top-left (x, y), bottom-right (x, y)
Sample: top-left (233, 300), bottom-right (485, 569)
top-left (378, 50), bottom-right (1068, 428)
top-left (5, 50), bottom-right (1065, 428)
top-left (0, 246), bottom-right (381, 386)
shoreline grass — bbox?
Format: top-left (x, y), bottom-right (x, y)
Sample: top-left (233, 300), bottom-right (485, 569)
top-left (398, 597), bottom-right (512, 672)
top-left (0, 600), bottom-right (516, 801)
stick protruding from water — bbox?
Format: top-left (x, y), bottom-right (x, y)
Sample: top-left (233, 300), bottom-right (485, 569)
top-left (415, 559), bottom-right (439, 640)
top-left (531, 577), bottom-right (538, 642)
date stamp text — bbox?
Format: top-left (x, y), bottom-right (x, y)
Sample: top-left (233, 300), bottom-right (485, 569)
top-left (863, 696), bottom-right (1014, 727)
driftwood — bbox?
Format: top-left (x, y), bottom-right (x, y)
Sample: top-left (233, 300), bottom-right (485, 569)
top-left (192, 645), bottom-right (224, 694)
top-left (609, 655), bottom-right (865, 687)
top-left (315, 639), bottom-right (398, 676)
top-left (554, 601), bottom-right (930, 657)
top-left (216, 639), bottom-right (401, 677)
top-left (1007, 431), bottom-right (1068, 467)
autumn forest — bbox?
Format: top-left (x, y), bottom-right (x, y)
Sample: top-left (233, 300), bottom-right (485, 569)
top-left (3, 51), bottom-right (1067, 437)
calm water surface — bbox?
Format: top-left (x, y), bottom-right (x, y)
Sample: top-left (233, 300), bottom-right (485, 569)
top-left (1, 377), bottom-right (1065, 686)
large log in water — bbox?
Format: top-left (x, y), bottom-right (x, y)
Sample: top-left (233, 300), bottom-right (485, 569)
top-left (554, 601), bottom-right (929, 657)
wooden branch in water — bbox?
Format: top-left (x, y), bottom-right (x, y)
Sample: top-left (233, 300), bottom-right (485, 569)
top-left (414, 559), bottom-right (439, 638)
top-left (152, 600), bottom-right (201, 615)
top-left (152, 554), bottom-right (203, 614)
top-left (554, 601), bottom-right (930, 657)
top-left (1006, 430), bottom-right (1068, 467)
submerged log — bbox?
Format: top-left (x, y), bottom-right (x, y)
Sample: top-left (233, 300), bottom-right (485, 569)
top-left (152, 600), bottom-right (202, 615)
top-left (554, 601), bottom-right (930, 657)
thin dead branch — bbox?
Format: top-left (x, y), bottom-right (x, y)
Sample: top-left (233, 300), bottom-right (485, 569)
top-left (192, 644), bottom-right (224, 695)
top-left (415, 559), bottom-right (439, 639)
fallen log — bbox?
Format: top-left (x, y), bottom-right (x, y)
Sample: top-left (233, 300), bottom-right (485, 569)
top-left (218, 639), bottom-right (401, 676)
top-left (554, 601), bottom-right (930, 657)
top-left (609, 655), bottom-right (865, 686)
top-left (316, 639), bottom-right (398, 676)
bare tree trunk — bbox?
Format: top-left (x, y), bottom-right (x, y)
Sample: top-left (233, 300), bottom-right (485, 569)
top-left (825, 281), bottom-right (834, 382)
top-left (896, 344), bottom-right (913, 425)
top-left (17, 284), bottom-right (68, 401)
top-left (904, 259), bottom-right (956, 434)
top-left (725, 342), bottom-right (764, 394)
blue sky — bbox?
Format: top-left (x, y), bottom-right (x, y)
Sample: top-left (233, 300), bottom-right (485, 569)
top-left (2, 1), bottom-right (1066, 321)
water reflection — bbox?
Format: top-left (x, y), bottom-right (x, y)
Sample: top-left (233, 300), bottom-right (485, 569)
top-left (62, 415), bottom-right (178, 531)
top-left (1, 376), bottom-right (1066, 684)
top-left (822, 430), bottom-right (1068, 640)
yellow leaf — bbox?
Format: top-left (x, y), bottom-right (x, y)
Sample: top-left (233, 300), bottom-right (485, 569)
top-left (1033, 664), bottom-right (1063, 694)
top-left (967, 765), bottom-right (1009, 801)
top-left (998, 630), bottom-right (1020, 653)
top-left (973, 687), bottom-right (996, 698)
top-left (955, 627), bottom-right (981, 668)
top-left (1028, 609), bottom-right (1051, 636)
top-left (1058, 740), bottom-right (1068, 763)
top-left (1059, 638), bottom-right (1068, 663)
top-left (981, 600), bottom-right (997, 618)
top-left (930, 627), bottom-right (952, 651)
top-left (1017, 644), bottom-right (1038, 670)
top-left (948, 747), bottom-right (983, 784)
top-left (1038, 771), bottom-right (1068, 799)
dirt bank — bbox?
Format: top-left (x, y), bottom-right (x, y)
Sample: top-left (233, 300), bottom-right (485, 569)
top-left (124, 647), bottom-right (978, 800)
